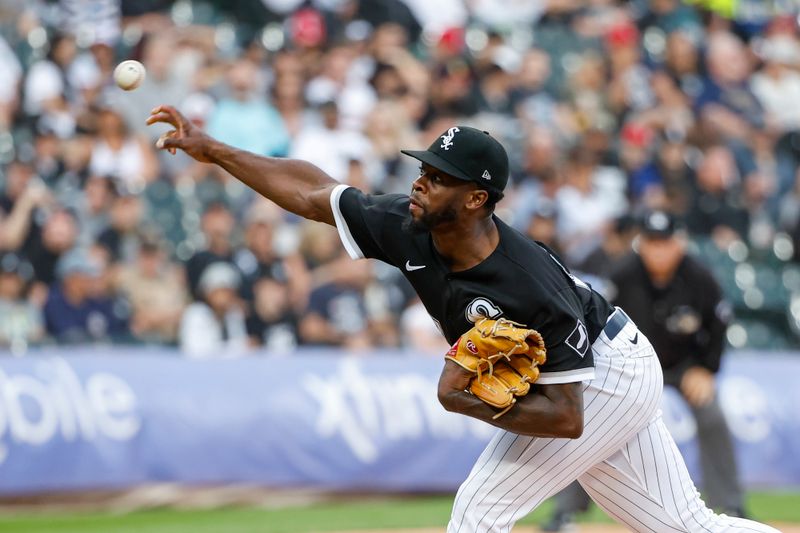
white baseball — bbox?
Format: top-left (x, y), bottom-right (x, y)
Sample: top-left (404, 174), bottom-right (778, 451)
top-left (113, 60), bottom-right (146, 91)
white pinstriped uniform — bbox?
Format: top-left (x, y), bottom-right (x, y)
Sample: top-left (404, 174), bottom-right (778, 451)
top-left (448, 313), bottom-right (781, 533)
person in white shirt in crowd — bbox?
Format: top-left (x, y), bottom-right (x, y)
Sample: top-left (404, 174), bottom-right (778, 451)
top-left (23, 34), bottom-right (78, 125)
top-left (289, 99), bottom-right (384, 187)
top-left (89, 107), bottom-right (159, 191)
top-left (554, 144), bottom-right (628, 265)
top-left (751, 35), bottom-right (800, 134)
top-left (179, 261), bottom-right (248, 357)
top-left (0, 252), bottom-right (44, 351)
top-left (399, 296), bottom-right (450, 354)
top-left (0, 34), bottom-right (22, 129)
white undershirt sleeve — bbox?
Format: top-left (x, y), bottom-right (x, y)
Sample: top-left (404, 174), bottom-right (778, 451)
top-left (329, 184), bottom-right (365, 260)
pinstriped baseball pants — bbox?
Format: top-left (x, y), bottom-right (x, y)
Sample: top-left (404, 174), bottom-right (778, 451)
top-left (447, 319), bottom-right (781, 533)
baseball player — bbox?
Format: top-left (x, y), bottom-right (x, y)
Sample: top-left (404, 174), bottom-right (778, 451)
top-left (147, 106), bottom-right (780, 533)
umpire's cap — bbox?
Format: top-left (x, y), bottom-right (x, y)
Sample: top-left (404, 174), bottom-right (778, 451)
top-left (640, 209), bottom-right (679, 239)
top-left (401, 126), bottom-right (509, 192)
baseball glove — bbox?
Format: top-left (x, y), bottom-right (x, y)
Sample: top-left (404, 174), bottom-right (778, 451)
top-left (445, 318), bottom-right (547, 419)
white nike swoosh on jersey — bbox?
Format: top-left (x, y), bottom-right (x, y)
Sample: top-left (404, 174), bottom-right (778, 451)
top-left (405, 260), bottom-right (426, 271)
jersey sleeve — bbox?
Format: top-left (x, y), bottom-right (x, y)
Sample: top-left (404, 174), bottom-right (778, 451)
top-left (329, 184), bottom-right (406, 263)
top-left (531, 289), bottom-right (596, 385)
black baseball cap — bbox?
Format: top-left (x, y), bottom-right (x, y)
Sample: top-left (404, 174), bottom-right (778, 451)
top-left (401, 126), bottom-right (509, 191)
top-left (640, 210), bottom-right (677, 239)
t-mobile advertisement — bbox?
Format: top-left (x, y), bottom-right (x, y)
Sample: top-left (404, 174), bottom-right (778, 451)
top-left (0, 349), bottom-right (796, 494)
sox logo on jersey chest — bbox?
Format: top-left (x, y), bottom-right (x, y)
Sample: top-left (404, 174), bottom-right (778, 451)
top-left (465, 297), bottom-right (502, 323)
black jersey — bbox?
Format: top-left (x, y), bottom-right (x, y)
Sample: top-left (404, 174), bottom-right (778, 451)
top-left (331, 185), bottom-right (615, 384)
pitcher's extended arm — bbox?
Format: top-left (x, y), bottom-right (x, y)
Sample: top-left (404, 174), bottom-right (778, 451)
top-left (147, 105), bottom-right (338, 225)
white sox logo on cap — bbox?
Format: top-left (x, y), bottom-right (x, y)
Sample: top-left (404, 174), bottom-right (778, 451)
top-left (440, 127), bottom-right (460, 151)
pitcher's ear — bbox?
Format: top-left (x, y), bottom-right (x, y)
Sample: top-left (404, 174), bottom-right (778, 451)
top-left (465, 188), bottom-right (489, 211)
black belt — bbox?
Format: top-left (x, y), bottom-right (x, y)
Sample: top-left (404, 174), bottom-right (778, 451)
top-left (603, 308), bottom-right (630, 341)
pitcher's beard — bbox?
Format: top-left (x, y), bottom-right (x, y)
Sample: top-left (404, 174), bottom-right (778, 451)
top-left (402, 205), bottom-right (458, 234)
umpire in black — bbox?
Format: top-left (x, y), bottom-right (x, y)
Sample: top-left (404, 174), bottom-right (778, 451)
top-left (614, 210), bottom-right (745, 514)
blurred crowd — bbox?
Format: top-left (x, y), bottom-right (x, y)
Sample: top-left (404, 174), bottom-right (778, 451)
top-left (0, 0), bottom-right (799, 355)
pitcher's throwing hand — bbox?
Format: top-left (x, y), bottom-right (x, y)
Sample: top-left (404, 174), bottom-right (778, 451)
top-left (146, 105), bottom-right (213, 162)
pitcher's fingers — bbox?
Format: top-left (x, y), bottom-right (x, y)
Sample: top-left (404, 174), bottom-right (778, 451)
top-left (146, 111), bottom-right (177, 127)
top-left (156, 130), bottom-right (177, 150)
top-left (160, 105), bottom-right (187, 134)
top-left (161, 133), bottom-right (183, 155)
top-left (147, 104), bottom-right (184, 124)
top-left (150, 104), bottom-right (179, 118)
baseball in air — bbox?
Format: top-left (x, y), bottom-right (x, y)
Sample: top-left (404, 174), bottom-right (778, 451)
top-left (113, 60), bottom-right (146, 91)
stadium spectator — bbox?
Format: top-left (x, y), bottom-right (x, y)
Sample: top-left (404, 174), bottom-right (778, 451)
top-left (115, 236), bottom-right (187, 344)
top-left (31, 124), bottom-right (67, 185)
top-left (234, 201), bottom-right (310, 311)
top-left (685, 145), bottom-right (749, 245)
top-left (639, 69), bottom-right (695, 147)
top-left (400, 296), bottom-right (450, 354)
top-left (43, 247), bottom-right (129, 344)
top-left (604, 20), bottom-right (654, 117)
top-left (304, 43), bottom-right (377, 130)
top-left (0, 161), bottom-right (53, 253)
top-left (75, 174), bottom-right (115, 246)
top-left (751, 34), bottom-right (800, 198)
top-left (246, 274), bottom-right (299, 351)
top-left (554, 145), bottom-right (628, 265)
top-left (22, 33), bottom-right (78, 138)
top-left (206, 58), bottom-right (290, 157)
top-left (522, 200), bottom-right (562, 257)
top-left (618, 121), bottom-right (660, 203)
top-left (751, 35), bottom-right (800, 134)
top-left (184, 202), bottom-right (239, 299)
top-left (0, 34), bottom-right (22, 129)
top-left (0, 252), bottom-right (43, 350)
top-left (179, 261), bottom-right (248, 357)
top-left (297, 222), bottom-right (372, 349)
top-left (510, 48), bottom-right (558, 130)
top-left (89, 106), bottom-right (159, 190)
top-left (22, 208), bottom-right (79, 289)
top-left (116, 33), bottom-right (193, 141)
top-left (362, 99), bottom-right (422, 194)
top-left (575, 214), bottom-right (638, 281)
top-left (663, 30), bottom-right (703, 101)
top-left (271, 68), bottom-right (310, 139)
top-left (96, 186), bottom-right (145, 263)
top-left (289, 99), bottom-right (383, 186)
top-left (654, 131), bottom-right (697, 217)
top-left (695, 32), bottom-right (764, 147)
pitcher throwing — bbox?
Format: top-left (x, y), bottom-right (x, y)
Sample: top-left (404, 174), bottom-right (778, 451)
top-left (148, 105), bottom-right (781, 533)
